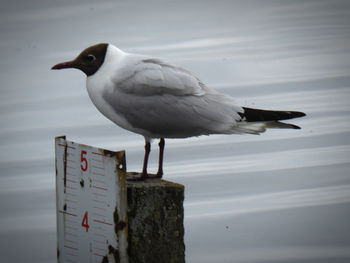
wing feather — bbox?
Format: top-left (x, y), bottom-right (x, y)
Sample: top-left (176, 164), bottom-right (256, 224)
top-left (113, 56), bottom-right (206, 96)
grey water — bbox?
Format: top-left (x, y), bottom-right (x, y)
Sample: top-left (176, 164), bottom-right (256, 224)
top-left (1, 0), bottom-right (350, 262)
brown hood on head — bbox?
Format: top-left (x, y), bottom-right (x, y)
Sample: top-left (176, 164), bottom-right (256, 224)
top-left (51, 43), bottom-right (108, 76)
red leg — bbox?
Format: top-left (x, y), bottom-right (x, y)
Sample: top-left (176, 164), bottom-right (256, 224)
top-left (126, 140), bottom-right (151, 181)
top-left (141, 140), bottom-right (151, 178)
top-left (156, 138), bottom-right (165, 178)
top-left (127, 138), bottom-right (165, 180)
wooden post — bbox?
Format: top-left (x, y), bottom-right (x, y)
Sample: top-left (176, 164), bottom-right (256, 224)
top-left (127, 179), bottom-right (185, 263)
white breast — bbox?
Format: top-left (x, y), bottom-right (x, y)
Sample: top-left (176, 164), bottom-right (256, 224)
top-left (86, 45), bottom-right (136, 133)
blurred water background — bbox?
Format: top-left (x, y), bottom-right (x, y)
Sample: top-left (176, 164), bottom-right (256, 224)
top-left (1, 0), bottom-right (350, 262)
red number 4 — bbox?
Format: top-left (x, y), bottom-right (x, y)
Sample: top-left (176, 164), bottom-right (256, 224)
top-left (81, 211), bottom-right (89, 232)
top-left (81, 150), bottom-right (88, 171)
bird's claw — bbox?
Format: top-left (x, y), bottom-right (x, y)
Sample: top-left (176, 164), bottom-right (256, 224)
top-left (126, 172), bottom-right (162, 181)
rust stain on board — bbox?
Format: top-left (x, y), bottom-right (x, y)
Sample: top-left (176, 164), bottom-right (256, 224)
top-left (113, 206), bottom-right (126, 234)
top-left (100, 245), bottom-right (120, 263)
top-left (108, 245), bottom-right (120, 263)
top-left (102, 148), bottom-right (118, 157)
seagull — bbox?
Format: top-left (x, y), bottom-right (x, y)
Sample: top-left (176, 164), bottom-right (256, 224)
top-left (52, 43), bottom-right (306, 180)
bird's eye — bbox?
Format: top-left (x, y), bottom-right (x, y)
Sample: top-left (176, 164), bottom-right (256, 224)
top-left (87, 54), bottom-right (96, 61)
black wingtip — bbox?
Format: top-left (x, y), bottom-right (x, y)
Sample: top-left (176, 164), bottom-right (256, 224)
top-left (241, 107), bottom-right (306, 122)
top-left (291, 111), bottom-right (306, 118)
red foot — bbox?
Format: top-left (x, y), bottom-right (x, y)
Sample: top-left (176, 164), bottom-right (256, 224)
top-left (126, 172), bottom-right (163, 181)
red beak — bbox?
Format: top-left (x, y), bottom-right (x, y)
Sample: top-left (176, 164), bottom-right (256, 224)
top-left (51, 61), bottom-right (76, 70)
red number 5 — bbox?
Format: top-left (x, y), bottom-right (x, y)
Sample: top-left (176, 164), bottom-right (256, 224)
top-left (81, 150), bottom-right (88, 171)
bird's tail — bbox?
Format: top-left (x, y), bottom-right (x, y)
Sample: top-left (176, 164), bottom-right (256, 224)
top-left (233, 107), bottom-right (306, 134)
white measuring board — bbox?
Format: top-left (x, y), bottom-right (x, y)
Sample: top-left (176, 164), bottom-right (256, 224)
top-left (55, 136), bottom-right (128, 263)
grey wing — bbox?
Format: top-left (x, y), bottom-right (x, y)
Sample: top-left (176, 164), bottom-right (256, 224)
top-left (103, 89), bottom-right (242, 138)
top-left (105, 56), bottom-right (243, 138)
top-left (113, 56), bottom-right (207, 96)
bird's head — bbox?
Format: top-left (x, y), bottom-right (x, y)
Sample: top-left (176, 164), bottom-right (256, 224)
top-left (51, 43), bottom-right (108, 76)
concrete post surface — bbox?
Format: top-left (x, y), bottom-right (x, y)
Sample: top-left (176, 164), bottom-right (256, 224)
top-left (127, 179), bottom-right (185, 263)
